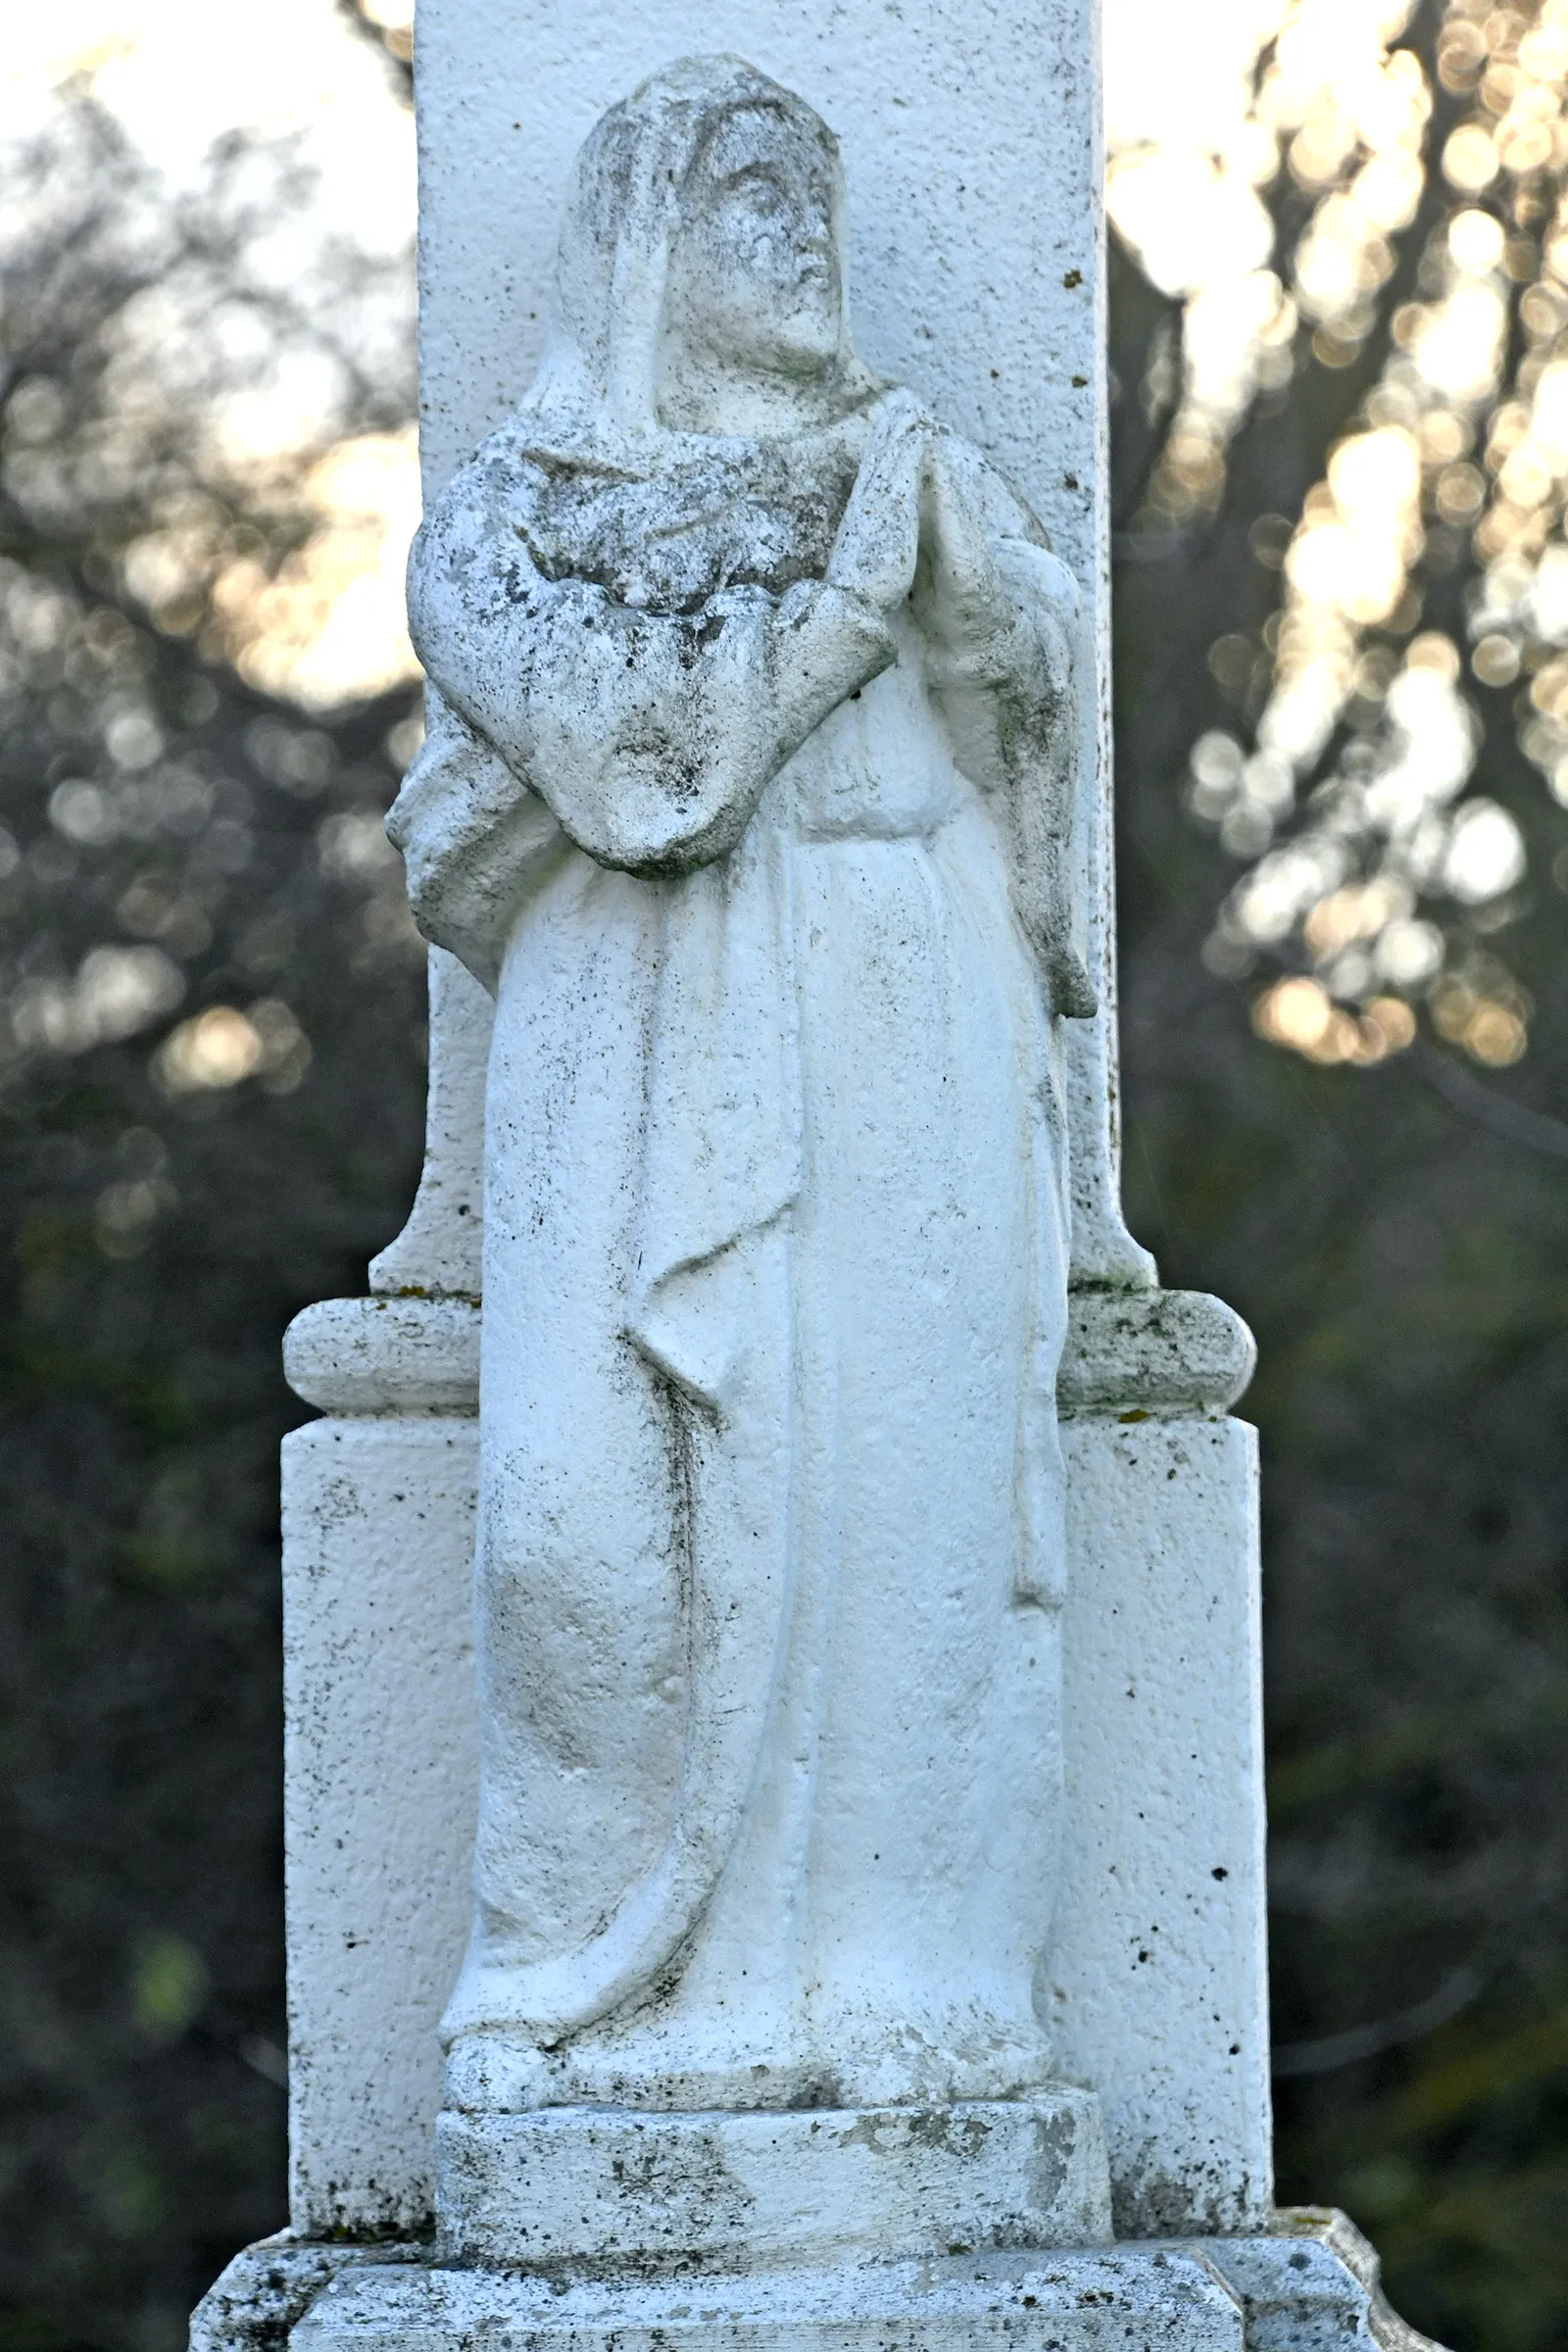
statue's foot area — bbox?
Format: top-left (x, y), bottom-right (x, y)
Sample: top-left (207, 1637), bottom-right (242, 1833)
top-left (434, 2090), bottom-right (1111, 2271)
top-left (441, 2026), bottom-right (1063, 2116)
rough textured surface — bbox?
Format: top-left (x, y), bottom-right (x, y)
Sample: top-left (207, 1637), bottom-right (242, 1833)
top-left (196, 2227), bottom-right (1453, 2352)
top-left (1056, 1414), bottom-right (1271, 2232)
top-left (204, 14), bottom-right (1447, 2352)
top-left (394, 54), bottom-right (1099, 2120)
top-left (290, 2247), bottom-right (1245, 2352)
top-left (436, 2093), bottom-right (1111, 2270)
top-left (1200, 2234), bottom-right (1380, 2352)
top-left (283, 1297), bottom-right (480, 1414)
top-left (1061, 1289), bottom-right (1256, 1416)
top-left (280, 1417), bottom-right (477, 2234)
top-left (368, 949), bottom-right (487, 1300)
top-left (1261, 2211), bottom-right (1448, 2352)
top-left (267, 0), bottom-right (1271, 2284)
top-left (284, 1284), bottom-right (1250, 1425)
top-left (189, 2236), bottom-right (424, 2352)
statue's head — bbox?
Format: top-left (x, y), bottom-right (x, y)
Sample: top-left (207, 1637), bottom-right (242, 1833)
top-left (535, 57), bottom-right (876, 443)
top-left (662, 91), bottom-right (843, 391)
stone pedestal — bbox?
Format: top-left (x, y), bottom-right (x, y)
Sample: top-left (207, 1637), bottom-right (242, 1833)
top-left (195, 2212), bottom-right (1433, 2352)
top-left (274, 1283), bottom-right (1265, 2247)
top-left (247, 1276), bottom-right (1439, 2352)
top-left (436, 2092), bottom-right (1112, 2271)
top-left (291, 2248), bottom-right (1243, 2352)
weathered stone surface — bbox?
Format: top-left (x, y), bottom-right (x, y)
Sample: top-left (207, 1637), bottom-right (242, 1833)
top-left (280, 1416), bottom-right (477, 2234)
top-left (283, 1284), bottom-right (1254, 1426)
top-left (281, 3), bottom-right (1270, 2244)
top-left (385, 0), bottom-right (1153, 1316)
top-left (289, 2247), bottom-right (1244, 2352)
top-left (283, 1296), bottom-right (480, 1415)
top-left (1210, 2210), bottom-right (1448, 2352)
top-left (1055, 1412), bottom-right (1270, 2235)
top-left (393, 51), bottom-right (1104, 2127)
top-left (273, 1380), bottom-right (1271, 2234)
top-left (227, 7), bottom-right (1307, 2347)
top-left (368, 948), bottom-right (488, 1300)
top-left (197, 2229), bottom-right (1453, 2352)
top-left (436, 2093), bottom-right (1111, 2271)
top-left (186, 0), bottom-right (1464, 2345)
top-left (1061, 1290), bottom-right (1257, 1417)
top-left (189, 2235), bottom-right (424, 2352)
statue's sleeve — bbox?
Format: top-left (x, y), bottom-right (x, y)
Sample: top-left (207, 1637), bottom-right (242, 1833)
top-left (384, 684), bottom-right (564, 989)
top-left (918, 434), bottom-right (1080, 831)
top-left (400, 435), bottom-right (895, 894)
top-left (917, 433), bottom-right (1094, 1014)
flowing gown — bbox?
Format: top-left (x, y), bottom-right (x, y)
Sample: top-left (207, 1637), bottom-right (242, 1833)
top-left (391, 421), bottom-right (1074, 2113)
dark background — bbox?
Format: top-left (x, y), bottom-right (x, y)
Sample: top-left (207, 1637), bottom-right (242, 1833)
top-left (5, 7), bottom-right (1568, 2348)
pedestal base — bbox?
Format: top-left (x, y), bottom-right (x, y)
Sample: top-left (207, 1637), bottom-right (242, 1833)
top-left (291, 2247), bottom-right (1242, 2352)
top-left (190, 2213), bottom-right (1446, 2352)
top-left (437, 2092), bottom-right (1111, 2269)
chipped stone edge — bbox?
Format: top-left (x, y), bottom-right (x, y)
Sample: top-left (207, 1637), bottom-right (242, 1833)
top-left (192, 2224), bottom-right (1447, 2352)
top-left (189, 2231), bottom-right (430, 2352)
top-left (1270, 2207), bottom-right (1451, 2352)
top-left (219, 2239), bottom-right (1242, 2352)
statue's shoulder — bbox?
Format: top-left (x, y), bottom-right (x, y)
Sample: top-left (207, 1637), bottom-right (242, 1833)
top-left (420, 418), bottom-right (629, 591)
top-left (432, 415), bottom-right (672, 568)
top-left (433, 414), bottom-right (561, 516)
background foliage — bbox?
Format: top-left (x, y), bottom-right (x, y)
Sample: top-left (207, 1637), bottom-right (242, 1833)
top-left (4, 6), bottom-right (1568, 2351)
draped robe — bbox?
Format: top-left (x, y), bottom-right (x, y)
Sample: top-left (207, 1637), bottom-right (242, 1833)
top-left (389, 55), bottom-right (1083, 2116)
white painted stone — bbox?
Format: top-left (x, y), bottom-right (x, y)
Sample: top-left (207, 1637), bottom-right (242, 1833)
top-left (190, 2237), bottom-right (423, 2352)
top-left (368, 948), bottom-right (486, 1300)
top-left (193, 2221), bottom-right (1448, 2352)
top-left (276, 1298), bottom-right (1272, 2239)
top-left (282, 1282), bottom-right (1251, 1428)
top-left (188, 6), bottom-right (1455, 2343)
top-left (392, 57), bottom-right (1102, 2147)
top-left (1200, 2235), bottom-right (1379, 2352)
top-left (1056, 1412), bottom-right (1271, 2233)
top-left (265, 19), bottom-right (1278, 2267)
top-left (379, 0), bottom-right (1153, 1302)
top-left (1198, 2209), bottom-right (1446, 2352)
top-left (438, 2091), bottom-right (1110, 2271)
top-left (1060, 1289), bottom-right (1256, 1418)
top-left (290, 2246), bottom-right (1247, 2352)
top-left (281, 1414), bottom-right (477, 2233)
top-left (284, 1296), bottom-right (480, 1416)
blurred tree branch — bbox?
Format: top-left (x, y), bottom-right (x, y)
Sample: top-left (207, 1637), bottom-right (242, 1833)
top-left (333, 0), bottom-right (414, 104)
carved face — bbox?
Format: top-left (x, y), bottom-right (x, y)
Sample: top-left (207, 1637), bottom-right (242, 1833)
top-left (664, 103), bottom-right (843, 385)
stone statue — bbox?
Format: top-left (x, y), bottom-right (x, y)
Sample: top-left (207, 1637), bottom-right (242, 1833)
top-left (190, 28), bottom-right (1445, 2352)
top-left (389, 54), bottom-right (1098, 2131)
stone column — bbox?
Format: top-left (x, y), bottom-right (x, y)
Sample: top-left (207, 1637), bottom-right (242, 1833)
top-left (189, 9), bottom-right (1445, 2352)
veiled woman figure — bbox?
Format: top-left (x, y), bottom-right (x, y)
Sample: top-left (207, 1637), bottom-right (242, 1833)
top-left (390, 55), bottom-right (1097, 2118)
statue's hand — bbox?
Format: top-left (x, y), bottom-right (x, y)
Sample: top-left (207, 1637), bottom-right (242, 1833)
top-left (826, 389), bottom-right (927, 612)
top-left (917, 436), bottom-right (1019, 661)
